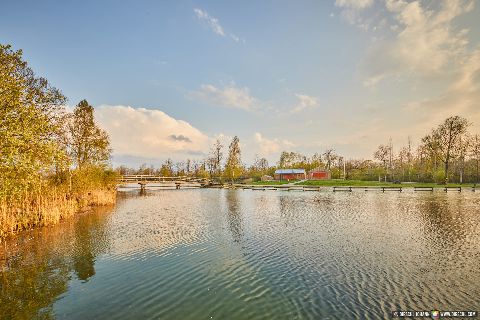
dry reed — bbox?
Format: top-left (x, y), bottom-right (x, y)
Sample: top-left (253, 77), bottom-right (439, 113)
top-left (0, 187), bottom-right (116, 242)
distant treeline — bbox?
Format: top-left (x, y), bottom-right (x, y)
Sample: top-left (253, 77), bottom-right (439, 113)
top-left (118, 116), bottom-right (479, 185)
top-left (0, 44), bottom-right (116, 240)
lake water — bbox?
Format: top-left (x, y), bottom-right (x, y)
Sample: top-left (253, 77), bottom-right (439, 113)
top-left (1, 188), bottom-right (479, 319)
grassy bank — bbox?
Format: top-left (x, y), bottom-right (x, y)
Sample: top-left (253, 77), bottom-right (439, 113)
top-left (254, 179), bottom-right (475, 188)
top-left (252, 180), bottom-right (294, 185)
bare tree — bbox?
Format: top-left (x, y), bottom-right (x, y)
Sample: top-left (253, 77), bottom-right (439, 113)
top-left (470, 134), bottom-right (480, 184)
top-left (422, 116), bottom-right (470, 184)
top-left (457, 135), bottom-right (470, 184)
top-left (323, 149), bottom-right (336, 170)
top-left (209, 139), bottom-right (223, 178)
top-left (206, 157), bottom-right (216, 178)
top-left (374, 144), bottom-right (390, 182)
top-left (407, 137), bottom-right (413, 181)
top-left (185, 159), bottom-right (191, 176)
top-left (253, 156), bottom-right (269, 172)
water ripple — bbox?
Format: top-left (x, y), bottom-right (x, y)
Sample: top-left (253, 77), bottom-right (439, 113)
top-left (2, 189), bottom-right (480, 319)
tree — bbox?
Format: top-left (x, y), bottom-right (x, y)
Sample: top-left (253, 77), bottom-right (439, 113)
top-left (115, 165), bottom-right (131, 175)
top-left (323, 149), bottom-right (336, 170)
top-left (278, 151), bottom-right (306, 168)
top-left (224, 136), bottom-right (242, 183)
top-left (374, 144), bottom-right (390, 182)
top-left (457, 135), bottom-right (469, 184)
top-left (388, 138), bottom-right (395, 181)
top-left (175, 161), bottom-right (185, 176)
top-left (248, 155), bottom-right (269, 180)
top-left (69, 100), bottom-right (111, 168)
top-left (470, 134), bottom-right (480, 184)
top-left (406, 137), bottom-right (414, 181)
top-left (208, 139), bottom-right (223, 178)
top-left (254, 157), bottom-right (269, 172)
top-left (422, 116), bottom-right (470, 184)
top-left (0, 44), bottom-right (68, 195)
top-left (160, 159), bottom-right (173, 176)
top-left (397, 146), bottom-right (408, 181)
top-left (206, 156), bottom-right (217, 178)
top-left (185, 158), bottom-right (191, 176)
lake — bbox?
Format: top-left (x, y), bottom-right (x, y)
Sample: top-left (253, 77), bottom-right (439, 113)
top-left (1, 188), bottom-right (479, 319)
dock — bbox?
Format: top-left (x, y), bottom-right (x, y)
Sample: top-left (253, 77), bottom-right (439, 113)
top-left (118, 176), bottom-right (480, 193)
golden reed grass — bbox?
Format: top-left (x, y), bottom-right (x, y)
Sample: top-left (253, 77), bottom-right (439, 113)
top-left (0, 188), bottom-right (116, 242)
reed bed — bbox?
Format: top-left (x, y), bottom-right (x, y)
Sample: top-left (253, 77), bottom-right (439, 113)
top-left (0, 187), bottom-right (116, 243)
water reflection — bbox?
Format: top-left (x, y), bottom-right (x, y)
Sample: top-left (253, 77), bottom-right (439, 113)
top-left (418, 194), bottom-right (471, 249)
top-left (72, 210), bottom-right (111, 282)
top-left (1, 190), bottom-right (479, 320)
top-left (0, 205), bottom-right (113, 319)
top-left (138, 188), bottom-right (147, 197)
top-left (225, 190), bottom-right (243, 243)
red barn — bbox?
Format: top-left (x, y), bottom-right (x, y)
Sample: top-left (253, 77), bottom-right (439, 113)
top-left (274, 169), bottom-right (306, 181)
top-left (308, 168), bottom-right (331, 180)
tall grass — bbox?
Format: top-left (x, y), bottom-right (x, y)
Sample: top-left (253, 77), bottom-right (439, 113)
top-left (0, 166), bottom-right (117, 242)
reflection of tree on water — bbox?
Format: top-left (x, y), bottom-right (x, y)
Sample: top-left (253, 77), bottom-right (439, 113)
top-left (72, 208), bottom-right (111, 281)
top-left (278, 195), bottom-right (289, 227)
top-left (418, 194), bottom-right (470, 249)
top-left (225, 190), bottom-right (243, 243)
top-left (0, 246), bottom-right (71, 319)
top-left (0, 205), bottom-right (113, 319)
top-left (278, 195), bottom-right (301, 227)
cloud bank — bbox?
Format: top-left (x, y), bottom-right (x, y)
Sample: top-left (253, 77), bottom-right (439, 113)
top-left (95, 105), bottom-right (210, 161)
top-left (362, 0), bottom-right (474, 86)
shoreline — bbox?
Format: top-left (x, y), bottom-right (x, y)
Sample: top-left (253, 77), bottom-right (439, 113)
top-left (0, 189), bottom-right (116, 243)
top-left (252, 180), bottom-right (477, 188)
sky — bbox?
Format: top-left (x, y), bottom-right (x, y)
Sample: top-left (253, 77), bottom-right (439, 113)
top-left (1, 0), bottom-right (479, 168)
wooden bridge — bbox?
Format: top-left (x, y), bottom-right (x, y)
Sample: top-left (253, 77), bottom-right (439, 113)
top-left (118, 175), bottom-right (212, 190)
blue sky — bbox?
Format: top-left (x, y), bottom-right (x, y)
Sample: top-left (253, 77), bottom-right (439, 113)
top-left (1, 0), bottom-right (479, 167)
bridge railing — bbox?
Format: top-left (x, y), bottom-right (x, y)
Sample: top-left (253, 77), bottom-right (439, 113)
top-left (118, 175), bottom-right (209, 183)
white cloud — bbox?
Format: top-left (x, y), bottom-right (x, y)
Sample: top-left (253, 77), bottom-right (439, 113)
top-left (194, 8), bottom-right (243, 43)
top-left (450, 48), bottom-right (480, 93)
top-left (335, 0), bottom-right (374, 9)
top-left (229, 33), bottom-right (240, 42)
top-left (335, 0), bottom-right (375, 29)
top-left (95, 105), bottom-right (210, 161)
top-left (190, 84), bottom-right (258, 111)
top-left (253, 133), bottom-right (295, 157)
top-left (291, 93), bottom-right (318, 113)
top-left (339, 46), bottom-right (480, 155)
top-left (194, 8), bottom-right (225, 36)
top-left (400, 46), bottom-right (480, 126)
top-left (363, 0), bottom-right (473, 87)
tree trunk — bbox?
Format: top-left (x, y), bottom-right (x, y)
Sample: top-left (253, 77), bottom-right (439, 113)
top-left (444, 160), bottom-right (449, 184)
top-left (477, 159), bottom-right (479, 184)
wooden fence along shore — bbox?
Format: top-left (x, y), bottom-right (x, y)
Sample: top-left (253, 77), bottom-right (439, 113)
top-left (118, 176), bottom-right (479, 193)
